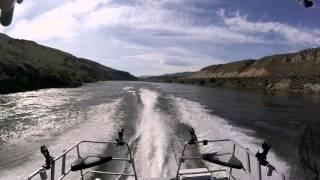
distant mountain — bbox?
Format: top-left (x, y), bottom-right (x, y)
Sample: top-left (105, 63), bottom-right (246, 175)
top-left (141, 72), bottom-right (195, 82)
top-left (0, 33), bottom-right (137, 94)
top-left (159, 72), bottom-right (195, 78)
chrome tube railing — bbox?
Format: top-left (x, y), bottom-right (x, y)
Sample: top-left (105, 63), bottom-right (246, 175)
top-left (27, 138), bottom-right (286, 180)
top-left (176, 139), bottom-right (286, 180)
top-left (27, 140), bottom-right (138, 180)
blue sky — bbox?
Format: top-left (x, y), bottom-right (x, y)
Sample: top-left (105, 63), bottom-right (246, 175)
top-left (1, 0), bottom-right (320, 76)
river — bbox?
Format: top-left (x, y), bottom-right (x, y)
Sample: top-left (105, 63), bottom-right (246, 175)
top-left (1, 81), bottom-right (319, 180)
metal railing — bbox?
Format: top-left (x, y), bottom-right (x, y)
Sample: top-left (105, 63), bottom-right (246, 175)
top-left (27, 138), bottom-right (286, 180)
top-left (27, 140), bottom-right (138, 180)
top-left (176, 139), bottom-right (286, 180)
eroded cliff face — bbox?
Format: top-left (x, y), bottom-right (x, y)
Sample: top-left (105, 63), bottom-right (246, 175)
top-left (188, 48), bottom-right (320, 93)
top-left (193, 48), bottom-right (320, 79)
top-left (145, 48), bottom-right (320, 93)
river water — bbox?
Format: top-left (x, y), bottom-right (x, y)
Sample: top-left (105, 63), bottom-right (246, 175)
top-left (0, 81), bottom-right (319, 180)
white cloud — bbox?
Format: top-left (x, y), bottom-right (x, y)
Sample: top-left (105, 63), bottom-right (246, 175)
top-left (6, 0), bottom-right (261, 44)
top-left (2, 1), bottom-right (320, 75)
top-left (120, 47), bottom-right (223, 75)
top-left (12, 1), bottom-right (35, 19)
top-left (4, 1), bottom-right (320, 47)
top-left (8, 0), bottom-right (109, 41)
top-left (218, 9), bottom-right (320, 45)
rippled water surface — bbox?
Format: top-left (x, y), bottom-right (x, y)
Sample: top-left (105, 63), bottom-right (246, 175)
top-left (1, 81), bottom-right (319, 180)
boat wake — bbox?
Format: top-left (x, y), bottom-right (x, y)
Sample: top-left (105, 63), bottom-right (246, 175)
top-left (0, 86), bottom-right (290, 180)
top-left (130, 88), bottom-right (288, 179)
top-left (134, 89), bottom-right (178, 178)
top-left (172, 96), bottom-right (289, 179)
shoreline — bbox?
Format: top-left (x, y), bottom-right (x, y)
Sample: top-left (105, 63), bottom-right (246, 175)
top-left (0, 79), bottom-right (137, 95)
top-left (144, 77), bottom-right (320, 95)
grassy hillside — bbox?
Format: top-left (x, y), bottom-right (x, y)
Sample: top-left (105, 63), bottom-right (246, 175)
top-left (0, 33), bottom-right (137, 94)
top-left (145, 48), bottom-right (320, 93)
top-left (193, 48), bottom-right (320, 79)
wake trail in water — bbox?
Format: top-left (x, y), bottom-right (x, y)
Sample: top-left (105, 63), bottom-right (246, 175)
top-left (0, 84), bottom-right (292, 180)
top-left (131, 88), bottom-right (290, 179)
top-left (134, 89), bottom-right (178, 178)
top-left (172, 96), bottom-right (289, 179)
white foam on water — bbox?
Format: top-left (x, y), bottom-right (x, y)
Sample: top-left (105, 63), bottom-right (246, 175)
top-left (123, 87), bottom-right (134, 91)
top-left (123, 86), bottom-right (138, 95)
top-left (134, 89), bottom-right (177, 178)
top-left (172, 96), bottom-right (289, 180)
top-left (0, 99), bottom-right (123, 180)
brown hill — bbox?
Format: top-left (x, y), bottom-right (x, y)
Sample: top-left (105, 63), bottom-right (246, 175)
top-left (193, 48), bottom-right (320, 79)
top-left (0, 33), bottom-right (137, 94)
top-left (154, 48), bottom-right (320, 93)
